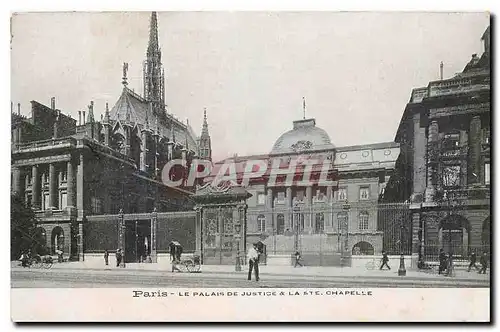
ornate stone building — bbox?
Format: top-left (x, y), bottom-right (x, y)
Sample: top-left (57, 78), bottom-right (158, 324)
top-left (11, 12), bottom-right (211, 262)
top-left (383, 26), bottom-right (491, 264)
top-left (205, 117), bottom-right (400, 266)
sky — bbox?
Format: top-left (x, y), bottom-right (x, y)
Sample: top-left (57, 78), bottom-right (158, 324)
top-left (11, 11), bottom-right (489, 161)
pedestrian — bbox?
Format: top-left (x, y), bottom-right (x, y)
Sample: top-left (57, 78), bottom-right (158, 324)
top-left (115, 248), bottom-right (122, 267)
top-left (20, 251), bottom-right (29, 268)
top-left (445, 253), bottom-right (454, 277)
top-left (294, 251), bottom-right (303, 267)
top-left (104, 250), bottom-right (109, 266)
top-left (247, 243), bottom-right (260, 281)
top-left (438, 249), bottom-right (447, 275)
top-left (479, 252), bottom-right (488, 274)
top-left (379, 251), bottom-right (391, 270)
top-left (467, 251), bottom-right (478, 272)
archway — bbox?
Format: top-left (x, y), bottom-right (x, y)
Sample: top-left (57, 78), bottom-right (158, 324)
top-left (352, 241), bottom-right (374, 255)
top-left (51, 226), bottom-right (65, 254)
top-left (438, 214), bottom-right (470, 258)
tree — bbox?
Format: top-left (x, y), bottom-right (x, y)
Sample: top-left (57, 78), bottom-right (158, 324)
top-left (11, 192), bottom-right (37, 260)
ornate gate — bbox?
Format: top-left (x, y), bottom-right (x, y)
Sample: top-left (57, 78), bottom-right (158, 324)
top-left (193, 183), bottom-right (250, 265)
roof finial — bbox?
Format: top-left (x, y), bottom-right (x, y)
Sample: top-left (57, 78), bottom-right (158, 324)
top-left (122, 62), bottom-right (129, 86)
top-left (104, 102), bottom-right (110, 123)
top-left (440, 61), bottom-right (444, 80)
top-left (302, 96), bottom-right (306, 120)
top-left (88, 101), bottom-right (95, 123)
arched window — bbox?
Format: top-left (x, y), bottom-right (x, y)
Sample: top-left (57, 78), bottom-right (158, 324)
top-left (337, 212), bottom-right (348, 231)
top-left (257, 215), bottom-right (266, 233)
top-left (359, 211), bottom-right (369, 230)
top-left (352, 241), bottom-right (374, 255)
top-left (277, 214), bottom-right (285, 235)
top-left (315, 213), bottom-right (325, 234)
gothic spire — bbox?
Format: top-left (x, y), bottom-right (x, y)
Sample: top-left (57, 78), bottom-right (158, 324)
top-left (201, 108), bottom-right (209, 137)
top-left (147, 12), bottom-right (159, 57)
top-left (104, 102), bottom-right (110, 123)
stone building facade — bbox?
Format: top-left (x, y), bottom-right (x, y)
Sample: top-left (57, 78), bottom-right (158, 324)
top-left (11, 12), bottom-right (210, 262)
top-left (205, 117), bottom-right (400, 266)
top-left (383, 26), bottom-right (491, 264)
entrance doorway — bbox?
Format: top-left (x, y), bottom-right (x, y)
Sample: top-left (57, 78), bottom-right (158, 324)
top-left (124, 220), bottom-right (151, 263)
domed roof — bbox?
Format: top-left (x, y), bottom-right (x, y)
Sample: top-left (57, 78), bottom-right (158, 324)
top-left (271, 118), bottom-right (335, 155)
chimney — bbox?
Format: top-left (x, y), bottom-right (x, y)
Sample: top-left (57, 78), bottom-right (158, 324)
top-left (83, 111), bottom-right (86, 125)
top-left (101, 114), bottom-right (103, 121)
top-left (11, 102), bottom-right (13, 113)
top-left (439, 61), bottom-right (443, 80)
top-left (17, 103), bottom-right (20, 115)
top-left (78, 111), bottom-right (81, 125)
top-left (51, 97), bottom-right (56, 110)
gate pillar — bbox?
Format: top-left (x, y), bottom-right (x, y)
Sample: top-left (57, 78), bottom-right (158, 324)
top-left (150, 208), bottom-right (158, 263)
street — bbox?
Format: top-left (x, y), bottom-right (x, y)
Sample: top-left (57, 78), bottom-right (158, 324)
top-left (11, 267), bottom-right (490, 288)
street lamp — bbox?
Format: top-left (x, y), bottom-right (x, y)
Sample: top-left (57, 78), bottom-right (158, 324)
top-left (341, 200), bottom-right (350, 267)
top-left (293, 202), bottom-right (301, 253)
top-left (398, 218), bottom-right (406, 276)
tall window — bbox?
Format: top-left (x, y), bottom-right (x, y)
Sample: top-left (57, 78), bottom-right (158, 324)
top-left (442, 165), bottom-right (461, 187)
top-left (337, 188), bottom-right (347, 201)
top-left (257, 215), bottom-right (266, 233)
top-left (359, 187), bottom-right (370, 200)
top-left (315, 189), bottom-right (325, 202)
top-left (337, 212), bottom-right (348, 231)
top-left (59, 192), bottom-right (67, 210)
top-left (485, 163), bottom-right (490, 185)
top-left (296, 190), bottom-right (305, 202)
top-left (277, 214), bottom-right (285, 235)
top-left (358, 211), bottom-right (369, 230)
top-left (43, 192), bottom-right (50, 210)
top-left (315, 213), bottom-right (325, 234)
top-left (257, 193), bottom-right (266, 205)
top-left (276, 192), bottom-right (285, 203)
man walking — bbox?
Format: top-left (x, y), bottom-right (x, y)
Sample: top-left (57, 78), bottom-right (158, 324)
top-left (294, 251), bottom-right (303, 268)
top-left (104, 249), bottom-right (109, 266)
top-left (247, 244), bottom-right (260, 281)
top-left (438, 249), bottom-right (447, 275)
top-left (468, 251), bottom-right (478, 272)
top-left (379, 251), bottom-right (390, 270)
top-left (479, 252), bottom-right (488, 274)
top-left (115, 248), bottom-right (122, 267)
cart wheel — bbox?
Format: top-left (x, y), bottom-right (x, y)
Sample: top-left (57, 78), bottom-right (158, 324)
top-left (185, 260), bottom-right (195, 273)
top-left (31, 261), bottom-right (41, 269)
top-left (44, 262), bottom-right (53, 269)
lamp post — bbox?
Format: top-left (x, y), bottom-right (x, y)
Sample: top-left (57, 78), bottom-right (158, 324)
top-left (293, 202), bottom-right (301, 253)
top-left (341, 200), bottom-right (350, 268)
top-left (234, 221), bottom-right (242, 272)
top-left (398, 218), bottom-right (406, 276)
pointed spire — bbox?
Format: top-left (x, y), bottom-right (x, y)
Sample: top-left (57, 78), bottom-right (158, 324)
top-left (201, 108), bottom-right (209, 137)
top-left (122, 62), bottom-right (129, 86)
top-left (302, 96), bottom-right (306, 120)
top-left (104, 102), bottom-right (110, 123)
top-left (147, 12), bottom-right (159, 56)
top-left (88, 101), bottom-right (95, 123)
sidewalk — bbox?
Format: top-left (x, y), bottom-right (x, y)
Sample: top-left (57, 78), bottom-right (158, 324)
top-left (17, 260), bottom-right (490, 282)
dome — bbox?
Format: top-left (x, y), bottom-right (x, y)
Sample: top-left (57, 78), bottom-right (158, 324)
top-left (270, 118), bottom-right (335, 155)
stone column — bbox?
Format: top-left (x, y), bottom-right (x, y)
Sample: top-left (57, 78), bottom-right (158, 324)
top-left (118, 209), bottom-right (125, 252)
top-left (305, 186), bottom-right (313, 233)
top-left (150, 209), bottom-right (158, 263)
top-left (49, 163), bottom-right (58, 209)
top-left (266, 188), bottom-right (273, 233)
top-left (468, 116), bottom-right (481, 184)
top-left (77, 154), bottom-right (85, 219)
top-left (67, 160), bottom-right (75, 208)
top-left (32, 165), bottom-right (40, 209)
top-left (286, 187), bottom-right (292, 230)
top-left (78, 222), bottom-right (84, 261)
top-left (195, 207), bottom-right (203, 260)
top-left (325, 186), bottom-right (333, 232)
top-left (459, 130), bottom-right (468, 186)
top-left (167, 141), bottom-right (174, 162)
top-left (411, 212), bottom-right (421, 269)
top-left (413, 113), bottom-right (427, 198)
top-left (12, 166), bottom-right (22, 196)
top-left (425, 120), bottom-right (439, 202)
